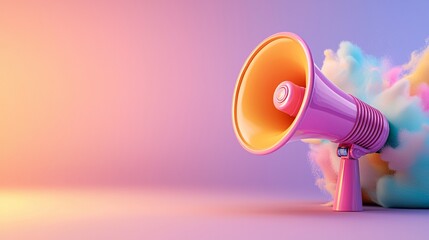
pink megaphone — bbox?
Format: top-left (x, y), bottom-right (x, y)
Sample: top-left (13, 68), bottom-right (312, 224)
top-left (232, 32), bottom-right (390, 212)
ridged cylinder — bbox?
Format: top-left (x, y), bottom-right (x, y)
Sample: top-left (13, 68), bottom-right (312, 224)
top-left (338, 96), bottom-right (389, 152)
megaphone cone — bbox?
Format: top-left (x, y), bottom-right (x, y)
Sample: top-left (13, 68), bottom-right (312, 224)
top-left (232, 32), bottom-right (390, 212)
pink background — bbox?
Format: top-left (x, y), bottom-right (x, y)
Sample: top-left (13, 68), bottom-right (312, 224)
top-left (2, 0), bottom-right (428, 193)
top-left (1, 1), bottom-right (429, 239)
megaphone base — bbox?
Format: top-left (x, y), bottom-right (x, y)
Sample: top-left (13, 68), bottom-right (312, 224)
top-left (333, 155), bottom-right (363, 212)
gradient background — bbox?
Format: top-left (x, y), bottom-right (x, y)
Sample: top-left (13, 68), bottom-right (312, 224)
top-left (1, 0), bottom-right (429, 239)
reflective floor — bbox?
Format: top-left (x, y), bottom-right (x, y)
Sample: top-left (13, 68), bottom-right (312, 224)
top-left (1, 188), bottom-right (428, 239)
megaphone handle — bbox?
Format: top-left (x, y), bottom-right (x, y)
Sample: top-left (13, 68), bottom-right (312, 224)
top-left (333, 145), bottom-right (364, 212)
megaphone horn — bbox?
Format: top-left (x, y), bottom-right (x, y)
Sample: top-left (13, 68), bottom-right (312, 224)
top-left (232, 32), bottom-right (390, 212)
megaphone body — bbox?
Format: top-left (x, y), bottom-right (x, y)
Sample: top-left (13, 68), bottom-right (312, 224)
top-left (232, 32), bottom-right (390, 212)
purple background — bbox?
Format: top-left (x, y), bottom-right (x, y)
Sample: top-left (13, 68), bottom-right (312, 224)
top-left (3, 1), bottom-right (429, 239)
top-left (142, 0), bottom-right (429, 195)
top-left (2, 0), bottom-right (429, 196)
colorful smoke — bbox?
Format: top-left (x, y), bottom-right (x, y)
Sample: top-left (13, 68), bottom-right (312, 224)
top-left (310, 41), bottom-right (429, 208)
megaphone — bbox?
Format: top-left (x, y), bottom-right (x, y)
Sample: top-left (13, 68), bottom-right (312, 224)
top-left (232, 32), bottom-right (390, 212)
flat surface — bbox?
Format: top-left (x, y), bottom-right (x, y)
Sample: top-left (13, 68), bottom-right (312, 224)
top-left (1, 188), bottom-right (428, 240)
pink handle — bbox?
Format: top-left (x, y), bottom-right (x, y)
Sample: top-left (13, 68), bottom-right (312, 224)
top-left (333, 156), bottom-right (363, 212)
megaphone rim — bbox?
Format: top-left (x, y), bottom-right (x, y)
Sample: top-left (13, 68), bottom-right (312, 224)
top-left (232, 32), bottom-right (315, 154)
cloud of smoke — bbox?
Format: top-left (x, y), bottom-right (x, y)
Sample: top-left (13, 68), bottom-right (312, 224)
top-left (310, 41), bottom-right (429, 208)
